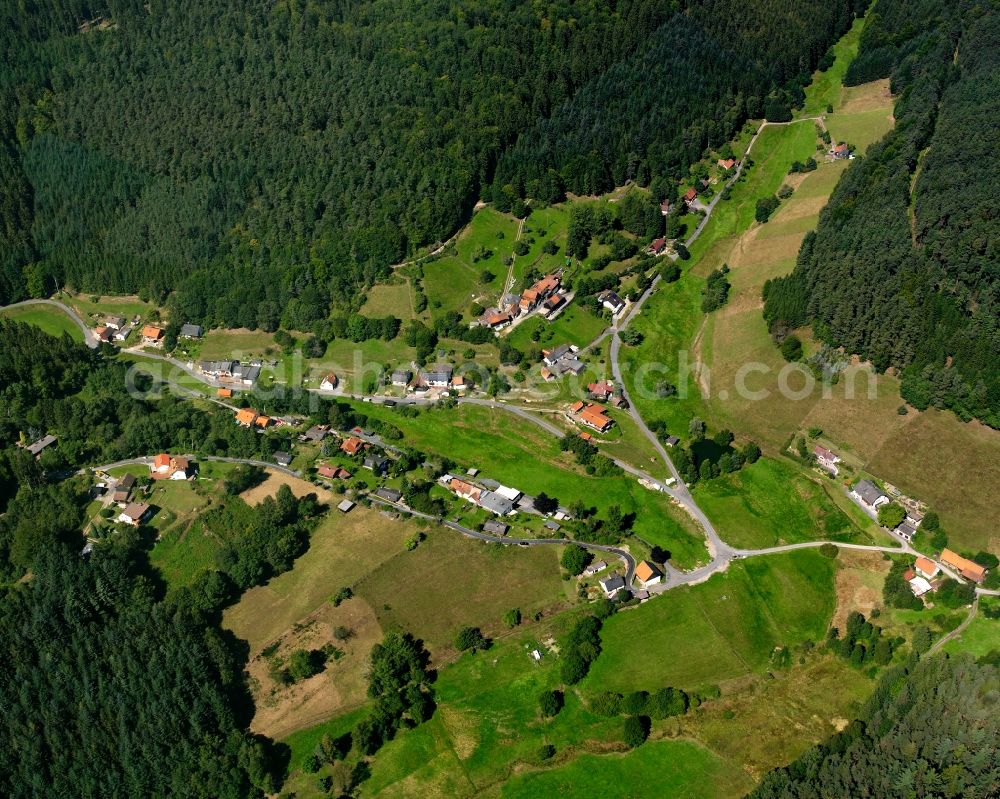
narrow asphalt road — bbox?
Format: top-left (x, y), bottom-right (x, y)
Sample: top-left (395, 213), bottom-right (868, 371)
top-left (928, 595), bottom-right (979, 656)
top-left (85, 455), bottom-right (301, 478)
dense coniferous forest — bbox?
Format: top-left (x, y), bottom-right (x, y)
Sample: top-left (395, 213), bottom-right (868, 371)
top-left (763, 0), bottom-right (1000, 427)
top-left (748, 654), bottom-right (1000, 798)
top-left (0, 0), bottom-right (864, 328)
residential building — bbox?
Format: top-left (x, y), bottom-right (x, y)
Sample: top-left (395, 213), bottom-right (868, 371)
top-left (94, 326), bottom-right (113, 343)
top-left (570, 401), bottom-right (614, 433)
top-left (363, 455), bottom-right (389, 475)
top-left (597, 290), bottom-right (626, 315)
top-left (391, 369), bottom-right (413, 387)
top-left (717, 158), bottom-right (737, 170)
top-left (299, 424), bottom-right (329, 443)
top-left (112, 474), bottom-right (136, 504)
top-left (599, 575), bottom-right (626, 597)
top-left (483, 309), bottom-right (513, 329)
top-left (104, 315), bottom-right (126, 330)
top-left (179, 323), bottom-right (203, 339)
top-left (419, 365), bottom-right (453, 388)
top-left (683, 187), bottom-right (698, 204)
top-left (583, 560), bottom-right (607, 577)
top-left (940, 549), bottom-right (987, 584)
top-left (483, 520), bottom-right (509, 536)
top-left (647, 237), bottom-right (666, 256)
top-left (274, 452), bottom-right (293, 466)
top-left (588, 380), bottom-right (615, 401)
top-left (665, 435), bottom-right (680, 447)
top-left (450, 374), bottom-right (467, 392)
top-left (914, 557), bottom-right (940, 580)
top-left (235, 408), bottom-right (258, 427)
top-left (25, 434), bottom-right (57, 457)
top-left (814, 445), bottom-right (841, 474)
top-left (217, 388), bottom-right (233, 399)
top-left (660, 199), bottom-right (671, 216)
top-left (479, 490), bottom-right (515, 516)
top-left (542, 294), bottom-right (565, 315)
top-left (253, 415), bottom-right (271, 429)
top-left (909, 576), bottom-right (933, 597)
top-left (500, 293), bottom-right (521, 312)
top-left (520, 274), bottom-right (560, 312)
top-left (542, 343), bottom-right (572, 367)
top-left (895, 521), bottom-right (917, 542)
top-left (141, 325), bottom-right (165, 345)
top-left (319, 373), bottom-right (338, 391)
top-left (634, 560), bottom-right (662, 588)
top-left (113, 323), bottom-right (134, 342)
top-left (150, 453), bottom-right (190, 480)
top-left (851, 479), bottom-right (890, 512)
top-left (375, 487), bottom-right (403, 504)
top-left (118, 502), bottom-right (151, 526)
top-left (317, 464), bottom-right (350, 480)
top-left (559, 358), bottom-right (586, 376)
top-left (341, 437), bottom-right (366, 456)
top-left (449, 478), bottom-right (482, 503)
top-left (543, 520), bottom-right (560, 531)
top-left (831, 142), bottom-right (851, 159)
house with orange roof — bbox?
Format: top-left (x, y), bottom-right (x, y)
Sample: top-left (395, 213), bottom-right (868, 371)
top-left (235, 408), bottom-right (258, 426)
top-left (572, 402), bottom-right (614, 433)
top-left (717, 158), bottom-right (737, 170)
top-left (449, 478), bottom-right (482, 503)
top-left (341, 437), bottom-right (366, 456)
top-left (254, 415), bottom-right (271, 429)
top-left (683, 187), bottom-right (698, 204)
top-left (635, 560), bottom-right (662, 588)
top-left (914, 557), bottom-right (940, 580)
top-left (940, 549), bottom-right (987, 583)
top-left (141, 325), bottom-right (165, 345)
top-left (217, 387), bottom-right (233, 399)
top-left (588, 381), bottom-right (615, 401)
top-left (151, 453), bottom-right (190, 480)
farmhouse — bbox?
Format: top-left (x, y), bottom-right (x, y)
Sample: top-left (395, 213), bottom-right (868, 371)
top-left (200, 360), bottom-right (262, 386)
top-left (94, 326), bottom-right (113, 343)
top-left (647, 237), bottom-right (667, 256)
top-left (483, 309), bottom-right (514, 329)
top-left (341, 437), bottom-right (366, 456)
top-left (374, 486), bottom-right (403, 504)
top-left (597, 290), bottom-right (626, 315)
top-left (940, 549), bottom-right (987, 584)
top-left (319, 373), bottom-right (338, 391)
top-left (542, 343), bottom-right (573, 367)
top-left (150, 453), bottom-right (190, 480)
top-left (914, 557), bottom-right (940, 580)
top-left (634, 560), bottom-right (662, 588)
top-left (717, 158), bottom-right (737, 170)
top-left (599, 575), bottom-right (626, 597)
top-left (851, 479), bottom-right (889, 512)
top-left (141, 325), bottom-right (165, 345)
top-left (104, 315), bottom-right (126, 330)
top-left (118, 502), bottom-right (151, 526)
top-left (179, 323), bottom-right (203, 339)
top-left (683, 187), bottom-right (698, 205)
top-left (814, 445), bottom-right (841, 474)
top-left (519, 274), bottom-right (561, 312)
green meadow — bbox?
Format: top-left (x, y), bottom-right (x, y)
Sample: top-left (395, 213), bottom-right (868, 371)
top-left (1, 303), bottom-right (84, 341)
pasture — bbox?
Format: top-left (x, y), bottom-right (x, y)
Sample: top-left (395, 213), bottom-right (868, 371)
top-left (1, 303), bottom-right (84, 341)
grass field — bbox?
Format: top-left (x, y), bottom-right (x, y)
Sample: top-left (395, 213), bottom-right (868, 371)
top-left (942, 598), bottom-right (1000, 659)
top-left (361, 278), bottom-right (416, 319)
top-left (692, 457), bottom-right (863, 549)
top-left (796, 18), bottom-right (863, 117)
top-left (347, 402), bottom-right (710, 568)
top-left (506, 303), bottom-right (608, 351)
top-left (60, 291), bottom-right (153, 322)
top-left (585, 550), bottom-right (836, 692)
top-left (0, 304), bottom-right (84, 341)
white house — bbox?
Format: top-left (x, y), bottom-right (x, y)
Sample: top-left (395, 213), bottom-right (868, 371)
top-left (319, 373), bottom-right (338, 391)
top-left (909, 576), bottom-right (933, 597)
top-left (599, 575), bottom-right (626, 597)
top-left (634, 560), bottom-right (662, 589)
top-left (814, 445), bottom-right (841, 475)
top-left (914, 557), bottom-right (940, 580)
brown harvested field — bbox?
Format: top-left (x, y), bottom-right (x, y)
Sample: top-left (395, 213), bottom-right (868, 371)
top-left (240, 469), bottom-right (332, 505)
top-left (865, 411), bottom-right (1000, 553)
top-left (354, 527), bottom-right (570, 657)
top-left (223, 505), bottom-right (415, 653)
top-left (248, 598), bottom-right (383, 739)
top-left (837, 78), bottom-right (892, 114)
top-left (831, 549), bottom-right (889, 632)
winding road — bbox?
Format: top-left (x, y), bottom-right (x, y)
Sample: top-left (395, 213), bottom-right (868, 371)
top-left (1, 298), bottom-right (99, 347)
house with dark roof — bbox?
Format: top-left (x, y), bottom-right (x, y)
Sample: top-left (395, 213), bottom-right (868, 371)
top-left (363, 455), bottom-right (389, 475)
top-left (597, 290), bottom-right (626, 315)
top-left (479, 490), bottom-right (515, 516)
top-left (483, 520), bottom-right (509, 536)
top-left (599, 575), bottom-right (626, 597)
top-left (851, 479), bottom-right (889, 512)
top-left (112, 473), bottom-right (136, 504)
top-left (180, 323), bottom-right (203, 339)
top-left (375, 486), bottom-right (403, 504)
top-left (273, 451), bottom-right (293, 466)
top-left (541, 344), bottom-right (572, 367)
top-left (391, 369), bottom-right (413, 387)
top-left (118, 502), bottom-right (151, 526)
top-left (25, 434), bottom-right (57, 457)
top-left (419, 365), bottom-right (453, 388)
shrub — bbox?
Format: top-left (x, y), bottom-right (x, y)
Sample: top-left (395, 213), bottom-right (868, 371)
top-left (755, 195), bottom-right (779, 223)
top-left (503, 608), bottom-right (522, 628)
top-left (780, 334), bottom-right (803, 361)
top-left (537, 744), bottom-right (556, 761)
top-left (454, 626), bottom-right (489, 651)
top-left (623, 715), bottom-right (650, 748)
top-left (623, 691), bottom-right (649, 715)
top-left (819, 543), bottom-right (839, 559)
top-left (538, 690), bottom-right (564, 717)
top-left (331, 586), bottom-right (353, 606)
top-left (591, 691), bottom-right (624, 716)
